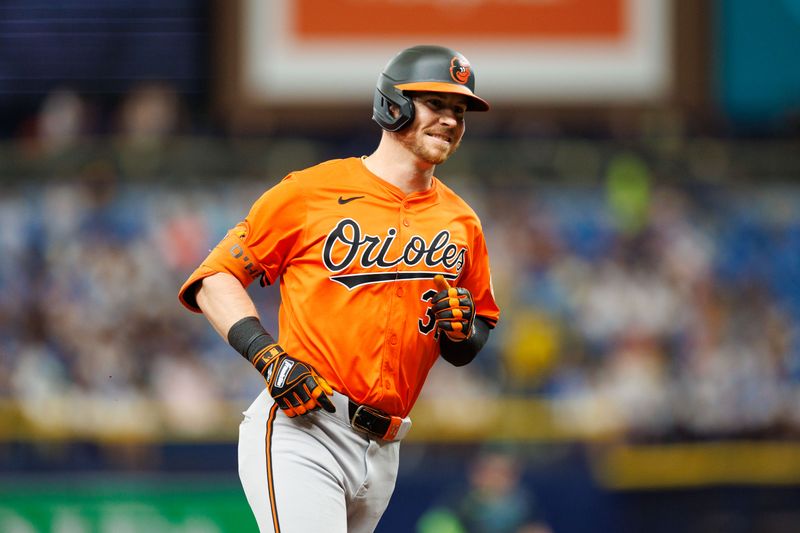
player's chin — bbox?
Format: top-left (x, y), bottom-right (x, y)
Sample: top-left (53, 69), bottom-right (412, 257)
top-left (420, 145), bottom-right (456, 165)
top-left (424, 153), bottom-right (448, 165)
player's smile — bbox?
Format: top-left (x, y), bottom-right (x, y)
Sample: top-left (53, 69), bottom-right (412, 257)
top-left (421, 125), bottom-right (459, 158)
top-left (426, 131), bottom-right (453, 144)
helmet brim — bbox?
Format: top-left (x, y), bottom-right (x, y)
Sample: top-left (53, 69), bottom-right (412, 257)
top-left (395, 82), bottom-right (490, 112)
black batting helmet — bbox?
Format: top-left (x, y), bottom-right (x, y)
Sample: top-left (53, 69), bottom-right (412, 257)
top-left (372, 45), bottom-right (490, 132)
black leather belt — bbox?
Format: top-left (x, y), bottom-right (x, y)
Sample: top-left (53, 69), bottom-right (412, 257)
top-left (348, 400), bottom-right (403, 441)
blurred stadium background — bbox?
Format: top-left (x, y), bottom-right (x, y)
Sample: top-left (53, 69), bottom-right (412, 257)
top-left (1, 1), bottom-right (800, 532)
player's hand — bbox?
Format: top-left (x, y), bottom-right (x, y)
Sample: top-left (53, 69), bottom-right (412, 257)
top-left (432, 275), bottom-right (475, 342)
top-left (253, 345), bottom-right (336, 417)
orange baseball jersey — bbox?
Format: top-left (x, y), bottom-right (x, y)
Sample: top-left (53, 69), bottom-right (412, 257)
top-left (179, 157), bottom-right (499, 417)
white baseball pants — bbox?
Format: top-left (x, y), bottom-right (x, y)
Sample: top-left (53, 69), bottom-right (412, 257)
top-left (238, 389), bottom-right (401, 533)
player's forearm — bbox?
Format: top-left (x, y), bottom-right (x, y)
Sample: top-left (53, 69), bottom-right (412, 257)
top-left (438, 317), bottom-right (490, 366)
top-left (195, 272), bottom-right (260, 341)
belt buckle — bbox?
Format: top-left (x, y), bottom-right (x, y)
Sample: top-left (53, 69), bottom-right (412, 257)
top-left (350, 404), bottom-right (376, 436)
top-left (350, 404), bottom-right (402, 441)
top-left (350, 404), bottom-right (367, 428)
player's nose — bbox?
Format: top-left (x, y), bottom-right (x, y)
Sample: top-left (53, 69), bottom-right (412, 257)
top-left (437, 109), bottom-right (459, 127)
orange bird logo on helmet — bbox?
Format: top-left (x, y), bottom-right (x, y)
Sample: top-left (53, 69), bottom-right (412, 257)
top-left (449, 57), bottom-right (471, 84)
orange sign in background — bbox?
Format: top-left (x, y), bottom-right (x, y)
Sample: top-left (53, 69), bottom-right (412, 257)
top-left (293, 0), bottom-right (626, 40)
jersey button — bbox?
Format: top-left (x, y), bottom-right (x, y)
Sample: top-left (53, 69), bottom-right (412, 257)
top-left (389, 334), bottom-right (398, 345)
top-left (402, 201), bottom-right (410, 209)
top-left (402, 219), bottom-right (410, 227)
top-left (396, 287), bottom-right (404, 297)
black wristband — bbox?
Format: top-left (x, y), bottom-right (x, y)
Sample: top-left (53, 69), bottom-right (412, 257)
top-left (227, 316), bottom-right (277, 361)
top-left (439, 317), bottom-right (490, 367)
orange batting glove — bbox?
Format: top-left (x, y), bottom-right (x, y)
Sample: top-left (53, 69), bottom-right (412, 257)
top-left (432, 275), bottom-right (476, 342)
top-left (252, 344), bottom-right (336, 417)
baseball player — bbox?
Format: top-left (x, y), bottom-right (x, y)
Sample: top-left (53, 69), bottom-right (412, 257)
top-left (178, 45), bottom-right (500, 532)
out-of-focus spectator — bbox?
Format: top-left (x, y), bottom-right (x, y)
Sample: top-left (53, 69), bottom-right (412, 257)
top-left (114, 81), bottom-right (185, 178)
top-left (35, 89), bottom-right (90, 155)
top-left (117, 81), bottom-right (182, 143)
top-left (13, 87), bottom-right (96, 173)
top-left (416, 450), bottom-right (552, 533)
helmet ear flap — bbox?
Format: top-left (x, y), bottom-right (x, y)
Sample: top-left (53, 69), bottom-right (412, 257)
top-left (372, 77), bottom-right (415, 132)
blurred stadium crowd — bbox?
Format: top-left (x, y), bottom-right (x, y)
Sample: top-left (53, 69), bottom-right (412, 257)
top-left (1, 83), bottom-right (799, 444)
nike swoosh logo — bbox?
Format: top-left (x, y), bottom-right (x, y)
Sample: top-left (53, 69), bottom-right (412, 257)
top-left (338, 195), bottom-right (365, 204)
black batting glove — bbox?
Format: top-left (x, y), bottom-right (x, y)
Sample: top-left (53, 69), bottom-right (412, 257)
top-left (252, 344), bottom-right (336, 417)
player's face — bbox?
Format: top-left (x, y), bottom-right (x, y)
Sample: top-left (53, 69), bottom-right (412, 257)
top-left (396, 92), bottom-right (467, 165)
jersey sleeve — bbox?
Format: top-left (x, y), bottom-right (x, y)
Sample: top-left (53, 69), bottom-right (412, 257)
top-left (459, 224), bottom-right (500, 328)
top-left (178, 175), bottom-right (307, 312)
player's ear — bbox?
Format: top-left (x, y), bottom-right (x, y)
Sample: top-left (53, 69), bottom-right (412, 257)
top-left (388, 103), bottom-right (401, 119)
